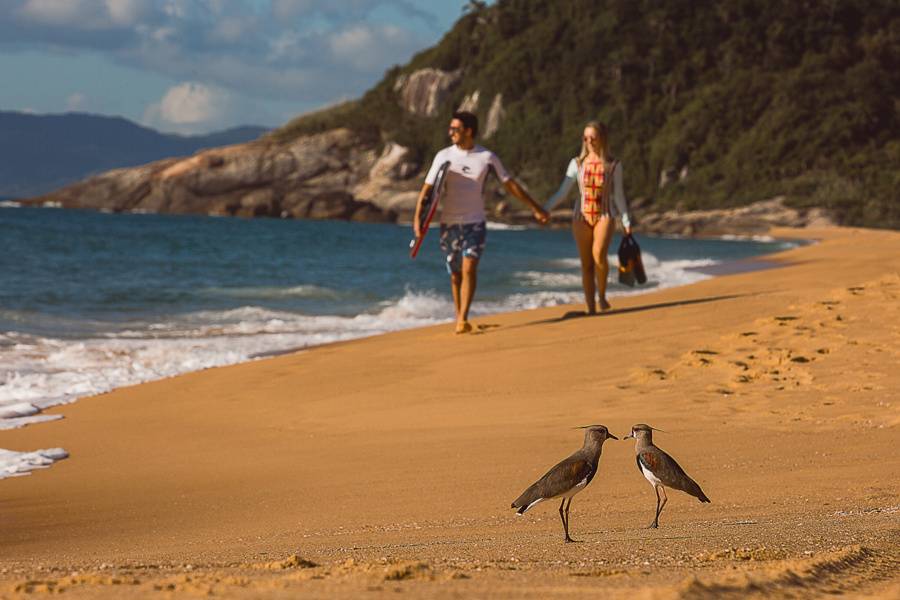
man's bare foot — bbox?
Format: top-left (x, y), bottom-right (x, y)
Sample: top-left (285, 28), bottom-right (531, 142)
top-left (455, 320), bottom-right (473, 334)
top-left (599, 298), bottom-right (612, 311)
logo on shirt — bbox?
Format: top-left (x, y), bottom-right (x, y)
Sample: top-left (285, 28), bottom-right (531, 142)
top-left (461, 165), bottom-right (471, 174)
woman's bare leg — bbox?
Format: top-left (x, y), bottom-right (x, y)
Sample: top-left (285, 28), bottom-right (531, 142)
top-left (592, 216), bottom-right (616, 310)
top-left (572, 219), bottom-right (597, 314)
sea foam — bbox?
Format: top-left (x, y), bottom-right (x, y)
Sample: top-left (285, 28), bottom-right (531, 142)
top-left (0, 251), bottom-right (721, 477)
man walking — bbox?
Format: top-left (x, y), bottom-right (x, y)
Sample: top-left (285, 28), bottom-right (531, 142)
top-left (414, 111), bottom-right (549, 334)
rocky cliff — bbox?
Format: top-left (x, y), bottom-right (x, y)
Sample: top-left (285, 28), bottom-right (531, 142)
top-left (27, 128), bottom-right (414, 223)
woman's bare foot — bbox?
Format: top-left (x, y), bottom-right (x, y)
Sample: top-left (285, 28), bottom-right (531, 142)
top-left (599, 297), bottom-right (612, 311)
top-left (455, 320), bottom-right (473, 334)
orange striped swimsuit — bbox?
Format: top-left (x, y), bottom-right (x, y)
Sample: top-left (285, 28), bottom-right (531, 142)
top-left (581, 161), bottom-right (605, 226)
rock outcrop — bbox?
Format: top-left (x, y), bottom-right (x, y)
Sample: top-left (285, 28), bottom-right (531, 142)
top-left (634, 197), bottom-right (835, 237)
top-left (394, 69), bottom-right (461, 117)
top-left (352, 142), bottom-right (421, 216)
top-left (26, 128), bottom-right (397, 223)
top-left (457, 90), bottom-right (480, 113)
top-left (483, 94), bottom-right (505, 138)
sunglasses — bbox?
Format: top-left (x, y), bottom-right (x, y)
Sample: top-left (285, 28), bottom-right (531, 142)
top-left (583, 136), bottom-right (599, 141)
top-left (448, 126), bottom-right (463, 133)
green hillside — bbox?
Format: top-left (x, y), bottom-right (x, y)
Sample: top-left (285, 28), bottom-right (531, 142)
top-left (274, 0), bottom-right (899, 228)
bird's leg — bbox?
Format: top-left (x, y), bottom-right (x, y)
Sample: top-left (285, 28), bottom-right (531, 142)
top-left (558, 499), bottom-right (568, 541)
top-left (657, 486), bottom-right (668, 525)
top-left (649, 486), bottom-right (662, 528)
top-left (564, 498), bottom-right (577, 543)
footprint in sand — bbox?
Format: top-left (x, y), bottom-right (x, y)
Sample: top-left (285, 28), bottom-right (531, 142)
top-left (631, 367), bottom-right (668, 382)
top-left (774, 316), bottom-right (798, 326)
top-left (644, 368), bottom-right (668, 380)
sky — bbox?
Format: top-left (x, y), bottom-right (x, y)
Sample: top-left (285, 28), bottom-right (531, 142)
top-left (0, 0), bottom-right (484, 134)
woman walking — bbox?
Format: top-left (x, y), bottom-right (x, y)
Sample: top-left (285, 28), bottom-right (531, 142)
top-left (545, 121), bottom-right (632, 314)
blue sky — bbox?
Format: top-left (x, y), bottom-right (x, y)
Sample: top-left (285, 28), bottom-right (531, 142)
top-left (0, 0), bottom-right (483, 134)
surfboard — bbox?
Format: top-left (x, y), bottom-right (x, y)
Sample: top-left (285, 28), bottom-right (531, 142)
top-left (409, 160), bottom-right (450, 259)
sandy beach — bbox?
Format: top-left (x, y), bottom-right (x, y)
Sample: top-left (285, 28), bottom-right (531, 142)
top-left (1, 226), bottom-right (898, 598)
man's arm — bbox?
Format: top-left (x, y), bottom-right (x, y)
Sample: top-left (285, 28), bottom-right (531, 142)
top-left (412, 183), bottom-right (433, 238)
top-left (503, 179), bottom-right (550, 224)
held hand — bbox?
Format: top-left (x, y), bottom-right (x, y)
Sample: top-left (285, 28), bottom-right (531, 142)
top-left (534, 207), bottom-right (550, 225)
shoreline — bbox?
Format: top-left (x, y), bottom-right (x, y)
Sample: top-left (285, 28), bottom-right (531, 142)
top-left (1, 225), bottom-right (898, 598)
top-left (0, 230), bottom-right (800, 443)
top-left (5, 200), bottom-right (832, 240)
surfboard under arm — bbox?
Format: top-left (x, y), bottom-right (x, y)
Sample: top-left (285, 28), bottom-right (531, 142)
top-left (409, 161), bottom-right (450, 259)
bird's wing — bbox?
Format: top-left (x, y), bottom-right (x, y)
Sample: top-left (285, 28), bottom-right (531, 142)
top-left (542, 456), bottom-right (595, 495)
top-left (643, 447), bottom-right (707, 499)
top-left (636, 450), bottom-right (659, 473)
top-left (512, 456), bottom-right (594, 509)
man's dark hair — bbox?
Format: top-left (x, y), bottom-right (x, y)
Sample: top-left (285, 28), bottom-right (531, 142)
top-left (452, 111), bottom-right (479, 137)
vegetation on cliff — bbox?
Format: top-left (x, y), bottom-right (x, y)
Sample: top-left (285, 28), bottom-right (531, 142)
top-left (273, 0), bottom-right (899, 229)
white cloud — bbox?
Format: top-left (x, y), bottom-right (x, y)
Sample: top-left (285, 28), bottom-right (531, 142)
top-left (208, 16), bottom-right (252, 44)
top-left (161, 0), bottom-right (190, 20)
top-left (66, 92), bottom-right (88, 111)
top-left (144, 82), bottom-right (232, 132)
top-left (19, 0), bottom-right (92, 25)
top-left (329, 24), bottom-right (409, 71)
top-left (17, 0), bottom-right (153, 29)
top-left (105, 0), bottom-right (152, 26)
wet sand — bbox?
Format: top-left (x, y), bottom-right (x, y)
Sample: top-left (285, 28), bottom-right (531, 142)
top-left (1, 226), bottom-right (898, 598)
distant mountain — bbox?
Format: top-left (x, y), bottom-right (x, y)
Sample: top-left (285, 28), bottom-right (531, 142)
top-left (0, 111), bottom-right (268, 197)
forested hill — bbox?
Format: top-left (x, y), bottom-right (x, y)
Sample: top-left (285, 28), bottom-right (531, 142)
top-left (274, 0), bottom-right (899, 228)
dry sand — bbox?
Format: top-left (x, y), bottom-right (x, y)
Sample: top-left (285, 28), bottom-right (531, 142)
top-left (1, 226), bottom-right (898, 599)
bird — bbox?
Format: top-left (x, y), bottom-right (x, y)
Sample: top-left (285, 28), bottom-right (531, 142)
top-left (624, 424), bottom-right (710, 528)
top-left (511, 425), bottom-right (618, 542)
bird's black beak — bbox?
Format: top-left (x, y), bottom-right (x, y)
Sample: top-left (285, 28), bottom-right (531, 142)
top-left (624, 433), bottom-right (634, 439)
top-left (608, 433), bottom-right (619, 440)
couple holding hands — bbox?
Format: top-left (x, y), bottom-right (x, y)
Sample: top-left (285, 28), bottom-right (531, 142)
top-left (413, 111), bottom-right (634, 334)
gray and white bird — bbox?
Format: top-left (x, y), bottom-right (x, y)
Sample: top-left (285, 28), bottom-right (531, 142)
top-left (625, 424), bottom-right (710, 528)
top-left (511, 425), bottom-right (618, 542)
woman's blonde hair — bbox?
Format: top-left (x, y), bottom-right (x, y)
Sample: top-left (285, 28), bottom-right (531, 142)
top-left (577, 120), bottom-right (610, 166)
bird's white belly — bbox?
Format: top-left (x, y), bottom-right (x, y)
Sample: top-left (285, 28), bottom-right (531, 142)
top-left (640, 463), bottom-right (663, 487)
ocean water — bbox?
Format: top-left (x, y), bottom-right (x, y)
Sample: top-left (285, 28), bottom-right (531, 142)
top-left (0, 205), bottom-right (798, 477)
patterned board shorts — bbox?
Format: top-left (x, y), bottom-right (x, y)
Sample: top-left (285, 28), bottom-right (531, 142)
top-left (439, 221), bottom-right (487, 274)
